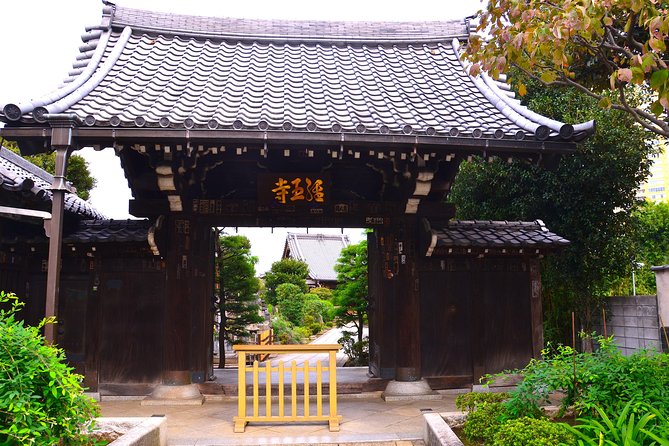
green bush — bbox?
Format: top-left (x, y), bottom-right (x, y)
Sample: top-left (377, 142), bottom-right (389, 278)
top-left (338, 331), bottom-right (369, 366)
top-left (485, 336), bottom-right (669, 419)
top-left (276, 283), bottom-right (306, 325)
top-left (302, 295), bottom-right (335, 325)
top-left (271, 314), bottom-right (306, 344)
top-left (492, 417), bottom-right (574, 446)
top-left (561, 401), bottom-right (669, 446)
top-left (455, 391), bottom-right (510, 411)
top-left (0, 291), bottom-right (99, 445)
top-left (462, 402), bottom-right (509, 444)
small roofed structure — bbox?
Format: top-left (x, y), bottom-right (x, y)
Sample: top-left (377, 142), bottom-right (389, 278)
top-left (282, 232), bottom-right (351, 288)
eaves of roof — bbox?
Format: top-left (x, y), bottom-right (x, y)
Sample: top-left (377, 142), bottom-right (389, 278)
top-left (0, 2), bottom-right (594, 148)
top-left (423, 218), bottom-right (569, 255)
top-left (0, 146), bottom-right (104, 220)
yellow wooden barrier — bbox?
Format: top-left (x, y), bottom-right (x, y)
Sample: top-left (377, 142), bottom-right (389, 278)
top-left (232, 344), bottom-right (342, 433)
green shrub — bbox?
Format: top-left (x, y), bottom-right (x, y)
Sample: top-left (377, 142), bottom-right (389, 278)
top-left (485, 336), bottom-right (669, 419)
top-left (271, 314), bottom-right (306, 344)
top-left (455, 391), bottom-right (510, 411)
top-left (561, 401), bottom-right (669, 446)
top-left (0, 291), bottom-right (99, 445)
top-left (492, 417), bottom-right (574, 446)
top-left (302, 295), bottom-right (335, 324)
top-left (463, 402), bottom-right (509, 444)
top-left (338, 331), bottom-right (369, 366)
top-left (276, 283), bottom-right (306, 325)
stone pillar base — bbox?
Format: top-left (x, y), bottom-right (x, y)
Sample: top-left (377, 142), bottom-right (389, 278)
top-left (141, 384), bottom-right (204, 406)
top-left (381, 379), bottom-right (442, 401)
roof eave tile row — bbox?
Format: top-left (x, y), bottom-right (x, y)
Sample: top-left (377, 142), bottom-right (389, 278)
top-left (426, 219), bottom-right (570, 251)
top-left (0, 147), bottom-right (105, 220)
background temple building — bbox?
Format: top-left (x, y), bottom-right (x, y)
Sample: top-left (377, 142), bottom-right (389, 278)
top-left (0, 2), bottom-right (591, 397)
top-left (282, 232), bottom-right (351, 288)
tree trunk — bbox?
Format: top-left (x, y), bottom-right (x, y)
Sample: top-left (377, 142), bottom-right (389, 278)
top-left (218, 316), bottom-right (227, 368)
top-left (357, 314), bottom-right (364, 344)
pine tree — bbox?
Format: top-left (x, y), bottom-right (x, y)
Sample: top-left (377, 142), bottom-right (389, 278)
top-left (215, 233), bottom-right (262, 368)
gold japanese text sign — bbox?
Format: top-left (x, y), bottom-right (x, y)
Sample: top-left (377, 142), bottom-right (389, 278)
top-left (259, 173), bottom-right (330, 206)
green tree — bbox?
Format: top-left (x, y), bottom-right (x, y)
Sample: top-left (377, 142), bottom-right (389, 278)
top-left (262, 258), bottom-right (309, 306)
top-left (630, 200), bottom-right (669, 294)
top-left (449, 80), bottom-right (652, 344)
top-left (464, 0), bottom-right (669, 137)
top-left (2, 139), bottom-right (96, 200)
top-left (275, 283), bottom-right (306, 326)
top-left (215, 234), bottom-right (262, 368)
top-left (333, 240), bottom-right (368, 344)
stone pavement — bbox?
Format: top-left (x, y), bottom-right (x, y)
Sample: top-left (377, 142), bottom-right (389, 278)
top-left (99, 393), bottom-right (460, 446)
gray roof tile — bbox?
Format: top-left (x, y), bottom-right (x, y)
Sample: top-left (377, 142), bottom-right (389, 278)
top-left (283, 233), bottom-right (351, 282)
top-left (429, 219), bottom-right (569, 250)
top-left (1, 3), bottom-right (593, 142)
top-left (0, 147), bottom-right (104, 220)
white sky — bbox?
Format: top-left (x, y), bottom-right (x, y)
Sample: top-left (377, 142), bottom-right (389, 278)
top-left (0, 0), bottom-right (483, 272)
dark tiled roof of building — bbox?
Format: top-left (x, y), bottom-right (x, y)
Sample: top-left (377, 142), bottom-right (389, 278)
top-left (283, 232), bottom-right (350, 282)
top-left (426, 219), bottom-right (569, 252)
top-left (63, 219), bottom-right (151, 243)
top-left (0, 3), bottom-right (593, 143)
top-left (0, 146), bottom-right (104, 220)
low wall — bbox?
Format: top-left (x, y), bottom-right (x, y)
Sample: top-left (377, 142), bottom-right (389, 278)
top-left (594, 296), bottom-right (661, 355)
top-left (92, 417), bottom-right (166, 446)
top-left (423, 412), bottom-right (464, 446)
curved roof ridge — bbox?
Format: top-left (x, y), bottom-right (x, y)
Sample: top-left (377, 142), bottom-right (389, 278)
top-left (452, 38), bottom-right (595, 141)
top-left (110, 3), bottom-right (469, 43)
top-left (2, 30), bottom-right (113, 122)
top-left (39, 27), bottom-right (133, 119)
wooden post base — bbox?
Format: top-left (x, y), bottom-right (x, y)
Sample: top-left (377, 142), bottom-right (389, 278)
top-left (233, 417), bottom-right (247, 433)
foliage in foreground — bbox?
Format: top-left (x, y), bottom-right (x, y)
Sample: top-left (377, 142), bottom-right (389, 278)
top-left (0, 291), bottom-right (99, 445)
top-left (561, 401), bottom-right (669, 446)
top-left (487, 336), bottom-right (669, 420)
top-left (494, 416), bottom-right (574, 446)
top-left (455, 391), bottom-right (509, 412)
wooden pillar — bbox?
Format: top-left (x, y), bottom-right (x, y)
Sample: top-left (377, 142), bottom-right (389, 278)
top-left (367, 230), bottom-right (396, 379)
top-left (162, 216), bottom-right (194, 385)
top-left (44, 114), bottom-right (79, 344)
top-left (162, 216), bottom-right (213, 385)
top-left (393, 217), bottom-right (421, 382)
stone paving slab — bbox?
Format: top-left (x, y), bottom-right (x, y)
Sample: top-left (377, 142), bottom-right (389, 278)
top-left (100, 394), bottom-right (458, 446)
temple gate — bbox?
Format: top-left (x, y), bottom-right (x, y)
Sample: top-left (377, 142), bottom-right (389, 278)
top-left (0, 3), bottom-right (591, 396)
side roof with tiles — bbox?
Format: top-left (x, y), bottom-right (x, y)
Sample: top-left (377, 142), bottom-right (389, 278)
top-left (0, 146), bottom-right (104, 220)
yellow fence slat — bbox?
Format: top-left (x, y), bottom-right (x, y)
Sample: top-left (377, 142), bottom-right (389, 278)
top-left (232, 344), bottom-right (342, 432)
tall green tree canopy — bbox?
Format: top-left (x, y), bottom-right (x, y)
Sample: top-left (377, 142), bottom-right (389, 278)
top-left (262, 258), bottom-right (309, 306)
top-left (630, 201), bottom-right (669, 294)
top-left (2, 139), bottom-right (96, 201)
top-left (449, 79), bottom-right (652, 343)
top-left (216, 234), bottom-right (262, 366)
top-left (465, 0), bottom-right (669, 136)
top-left (333, 240), bottom-right (368, 344)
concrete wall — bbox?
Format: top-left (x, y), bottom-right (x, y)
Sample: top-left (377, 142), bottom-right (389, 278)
top-left (596, 296), bottom-right (661, 355)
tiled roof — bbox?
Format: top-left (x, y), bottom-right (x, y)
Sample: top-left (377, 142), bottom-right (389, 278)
top-left (0, 3), bottom-right (593, 143)
top-left (0, 146), bottom-right (104, 220)
top-left (1, 218), bottom-right (152, 245)
top-left (284, 233), bottom-right (350, 282)
top-left (425, 219), bottom-right (569, 253)
top-left (63, 219), bottom-right (151, 243)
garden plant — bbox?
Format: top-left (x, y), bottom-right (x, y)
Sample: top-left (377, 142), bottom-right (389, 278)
top-left (0, 291), bottom-right (99, 445)
top-left (460, 335), bottom-right (669, 445)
